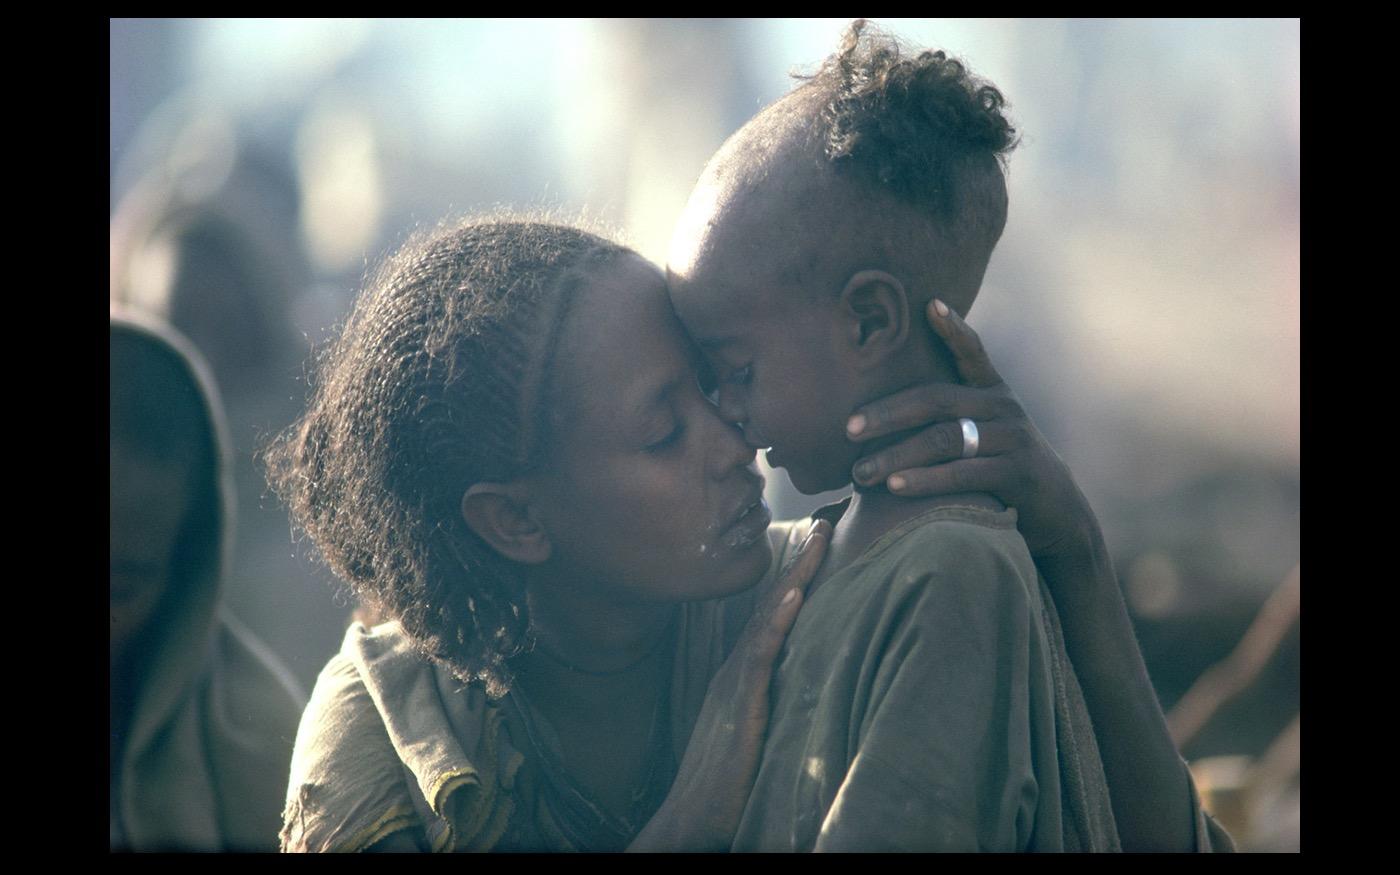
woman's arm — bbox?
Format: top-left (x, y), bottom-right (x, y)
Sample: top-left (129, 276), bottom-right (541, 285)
top-left (627, 520), bottom-right (833, 851)
top-left (843, 300), bottom-right (1215, 852)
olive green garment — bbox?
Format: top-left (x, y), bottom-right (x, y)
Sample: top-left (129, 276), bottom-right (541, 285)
top-left (733, 505), bottom-right (1118, 852)
top-left (279, 587), bottom-right (759, 852)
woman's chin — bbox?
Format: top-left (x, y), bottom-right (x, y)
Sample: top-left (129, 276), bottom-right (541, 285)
top-left (676, 529), bottom-right (775, 602)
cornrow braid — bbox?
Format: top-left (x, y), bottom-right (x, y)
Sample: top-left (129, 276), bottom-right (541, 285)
top-left (266, 216), bottom-right (629, 697)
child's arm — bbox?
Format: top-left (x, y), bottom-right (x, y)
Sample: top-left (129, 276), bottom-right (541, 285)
top-left (843, 301), bottom-right (1230, 852)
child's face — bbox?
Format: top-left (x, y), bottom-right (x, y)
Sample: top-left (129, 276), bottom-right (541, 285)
top-left (528, 254), bottom-right (775, 603)
top-left (668, 270), bottom-right (861, 496)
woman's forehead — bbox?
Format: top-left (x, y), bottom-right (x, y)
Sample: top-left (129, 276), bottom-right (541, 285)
top-left (552, 256), bottom-right (696, 432)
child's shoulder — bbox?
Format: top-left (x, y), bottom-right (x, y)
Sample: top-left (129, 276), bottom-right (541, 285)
top-left (873, 504), bottom-right (1028, 565)
top-left (849, 505), bottom-right (1040, 613)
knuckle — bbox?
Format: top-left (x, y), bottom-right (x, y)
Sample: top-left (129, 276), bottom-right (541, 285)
top-left (926, 425), bottom-right (957, 459)
top-left (922, 390), bottom-right (952, 422)
top-left (920, 385), bottom-right (951, 419)
top-left (861, 403), bottom-right (887, 432)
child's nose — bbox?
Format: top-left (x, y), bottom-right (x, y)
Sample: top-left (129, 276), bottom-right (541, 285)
top-left (717, 384), bottom-right (747, 428)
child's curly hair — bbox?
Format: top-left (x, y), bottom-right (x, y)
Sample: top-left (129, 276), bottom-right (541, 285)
top-left (265, 216), bottom-right (629, 697)
top-left (798, 19), bottom-right (1019, 247)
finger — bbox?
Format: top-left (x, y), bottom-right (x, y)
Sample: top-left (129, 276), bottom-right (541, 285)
top-left (845, 382), bottom-right (1013, 442)
top-left (771, 519), bottom-right (832, 600)
top-left (852, 419), bottom-right (1021, 487)
top-left (745, 585), bottom-right (805, 674)
top-left (883, 457), bottom-right (1020, 501)
top-left (927, 299), bottom-right (1005, 389)
top-left (748, 520), bottom-right (829, 644)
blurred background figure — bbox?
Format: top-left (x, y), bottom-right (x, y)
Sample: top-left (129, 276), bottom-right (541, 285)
top-left (110, 311), bottom-right (304, 851)
top-left (110, 18), bottom-right (1298, 849)
top-left (1168, 567), bottom-right (1299, 850)
top-left (110, 95), bottom-right (352, 691)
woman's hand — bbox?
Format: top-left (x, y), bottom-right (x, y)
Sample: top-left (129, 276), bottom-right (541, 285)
top-left (628, 519), bottom-right (833, 852)
top-left (845, 298), bottom-right (1098, 560)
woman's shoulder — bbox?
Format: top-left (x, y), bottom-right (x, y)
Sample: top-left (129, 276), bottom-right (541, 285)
top-left (283, 622), bottom-right (526, 852)
top-left (281, 632), bottom-right (425, 852)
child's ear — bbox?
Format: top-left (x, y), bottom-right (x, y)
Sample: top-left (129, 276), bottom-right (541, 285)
top-left (837, 269), bottom-right (910, 360)
top-left (460, 482), bottom-right (553, 565)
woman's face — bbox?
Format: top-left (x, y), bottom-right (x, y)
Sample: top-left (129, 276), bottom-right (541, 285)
top-left (528, 253), bottom-right (774, 604)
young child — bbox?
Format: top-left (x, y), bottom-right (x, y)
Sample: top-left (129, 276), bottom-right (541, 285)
top-left (668, 22), bottom-right (1120, 851)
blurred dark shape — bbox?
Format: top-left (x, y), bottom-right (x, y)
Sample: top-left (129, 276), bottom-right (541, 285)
top-left (1168, 566), bottom-right (1299, 758)
top-left (1072, 426), bottom-right (1299, 715)
top-left (110, 108), bottom-right (307, 408)
top-left (111, 310), bottom-right (305, 851)
top-left (1168, 568), bottom-right (1299, 851)
top-left (110, 105), bottom-right (354, 693)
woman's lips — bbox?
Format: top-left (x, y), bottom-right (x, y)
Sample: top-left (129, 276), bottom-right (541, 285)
top-left (719, 495), bottom-right (772, 550)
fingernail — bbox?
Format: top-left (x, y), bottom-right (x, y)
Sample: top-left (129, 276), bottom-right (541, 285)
top-left (781, 588), bottom-right (798, 605)
top-left (854, 460), bottom-right (875, 482)
top-left (932, 298), bottom-right (950, 318)
top-left (888, 474), bottom-right (906, 492)
top-left (846, 414), bottom-right (866, 436)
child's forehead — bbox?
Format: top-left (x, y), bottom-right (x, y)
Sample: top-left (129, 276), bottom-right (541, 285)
top-left (674, 271), bottom-right (814, 351)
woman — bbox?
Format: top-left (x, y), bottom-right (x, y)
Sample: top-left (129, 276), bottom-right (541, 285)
top-left (270, 218), bottom-right (1224, 851)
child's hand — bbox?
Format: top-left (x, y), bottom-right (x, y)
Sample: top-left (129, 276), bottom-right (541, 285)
top-left (844, 299), bottom-right (1097, 559)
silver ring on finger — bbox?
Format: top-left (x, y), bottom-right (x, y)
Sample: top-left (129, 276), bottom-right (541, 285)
top-left (958, 418), bottom-right (980, 459)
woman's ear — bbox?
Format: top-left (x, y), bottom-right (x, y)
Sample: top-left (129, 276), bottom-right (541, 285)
top-left (838, 269), bottom-right (910, 361)
top-left (460, 482), bottom-right (552, 565)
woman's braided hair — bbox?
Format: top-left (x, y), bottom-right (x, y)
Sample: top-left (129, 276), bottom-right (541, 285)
top-left (266, 217), bottom-right (629, 696)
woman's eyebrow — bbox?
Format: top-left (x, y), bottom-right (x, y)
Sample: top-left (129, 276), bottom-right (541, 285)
top-left (629, 376), bottom-right (683, 421)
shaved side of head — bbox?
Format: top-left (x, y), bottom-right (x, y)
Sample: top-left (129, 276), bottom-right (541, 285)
top-left (670, 20), bottom-right (1016, 318)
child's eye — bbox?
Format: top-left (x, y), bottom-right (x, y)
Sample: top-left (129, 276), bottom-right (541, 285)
top-left (646, 422), bottom-right (685, 453)
top-left (697, 363), bottom-right (720, 406)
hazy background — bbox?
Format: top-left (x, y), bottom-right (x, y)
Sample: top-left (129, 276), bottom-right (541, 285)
top-left (110, 18), bottom-right (1299, 849)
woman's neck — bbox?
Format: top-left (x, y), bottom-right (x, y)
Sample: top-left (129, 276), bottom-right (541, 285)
top-left (523, 571), bottom-right (680, 676)
top-left (510, 577), bottom-right (680, 826)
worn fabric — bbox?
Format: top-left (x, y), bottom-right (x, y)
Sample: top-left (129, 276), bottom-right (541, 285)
top-left (732, 505), bottom-right (1119, 851)
top-left (281, 584), bottom-right (760, 853)
top-left (279, 505), bottom-right (1230, 853)
top-left (110, 313), bottom-right (307, 852)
